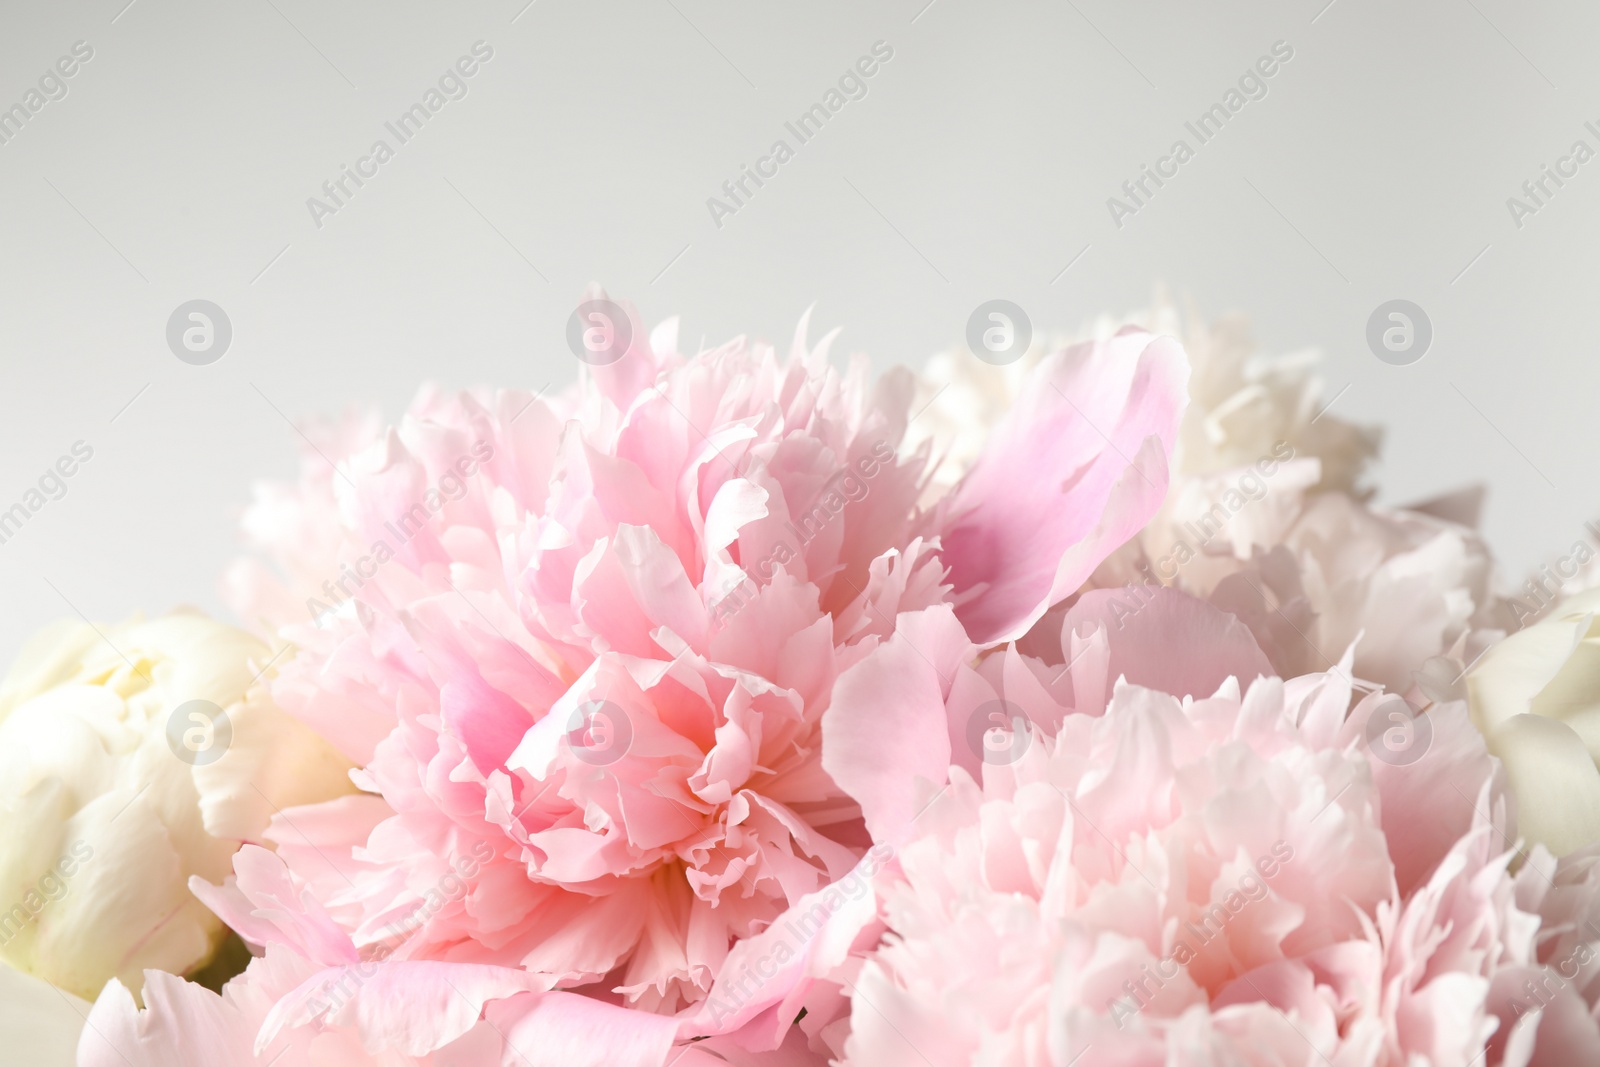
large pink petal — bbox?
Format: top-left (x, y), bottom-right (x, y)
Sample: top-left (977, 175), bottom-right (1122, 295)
top-left (821, 606), bottom-right (971, 844)
top-left (79, 948), bottom-right (325, 1067)
top-left (260, 961), bottom-right (553, 1056)
top-left (492, 990), bottom-right (680, 1067)
top-left (934, 328), bottom-right (1189, 645)
top-left (80, 972), bottom-right (258, 1067)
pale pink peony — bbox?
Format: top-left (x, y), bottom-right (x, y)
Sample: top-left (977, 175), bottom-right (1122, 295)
top-left (702, 627), bottom-right (1549, 1065)
top-left (201, 300), bottom-right (1188, 1057)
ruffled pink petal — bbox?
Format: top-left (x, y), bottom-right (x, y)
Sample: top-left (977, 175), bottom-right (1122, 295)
top-left (492, 990), bottom-right (680, 1067)
top-left (188, 846), bottom-right (358, 967)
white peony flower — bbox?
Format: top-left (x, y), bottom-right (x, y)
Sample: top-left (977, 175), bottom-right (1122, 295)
top-left (1468, 587), bottom-right (1600, 857)
top-left (1122, 482), bottom-right (1500, 694)
top-left (0, 610), bottom-right (351, 1002)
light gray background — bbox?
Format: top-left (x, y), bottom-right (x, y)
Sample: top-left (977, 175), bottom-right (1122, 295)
top-left (0, 0), bottom-right (1594, 662)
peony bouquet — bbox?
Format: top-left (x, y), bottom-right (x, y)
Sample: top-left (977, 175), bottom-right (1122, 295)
top-left (7, 293), bottom-right (1600, 1067)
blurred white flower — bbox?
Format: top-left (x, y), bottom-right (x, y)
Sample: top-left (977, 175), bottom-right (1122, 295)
top-left (1468, 587), bottom-right (1600, 857)
top-left (0, 610), bottom-right (351, 1002)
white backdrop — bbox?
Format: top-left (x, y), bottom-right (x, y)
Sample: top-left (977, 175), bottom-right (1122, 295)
top-left (1, 0), bottom-right (1595, 661)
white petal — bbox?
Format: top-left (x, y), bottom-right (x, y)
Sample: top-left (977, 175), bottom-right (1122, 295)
top-left (1468, 609), bottom-right (1593, 734)
top-left (1490, 714), bottom-right (1600, 856)
top-left (0, 962), bottom-right (87, 1066)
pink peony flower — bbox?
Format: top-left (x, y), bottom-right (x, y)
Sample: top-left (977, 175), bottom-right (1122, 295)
top-left (201, 300), bottom-right (1188, 1053)
top-left (705, 636), bottom-right (1541, 1065)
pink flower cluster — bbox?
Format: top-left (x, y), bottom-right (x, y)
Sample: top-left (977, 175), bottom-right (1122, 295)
top-left (75, 300), bottom-right (1600, 1066)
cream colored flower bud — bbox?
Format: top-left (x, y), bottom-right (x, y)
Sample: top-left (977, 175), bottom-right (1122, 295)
top-left (0, 610), bottom-right (350, 1001)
